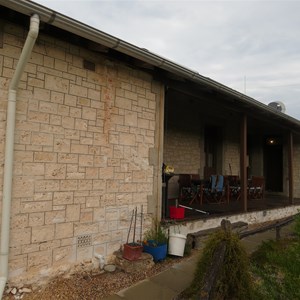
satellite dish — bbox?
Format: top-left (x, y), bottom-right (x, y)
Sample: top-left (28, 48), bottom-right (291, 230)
top-left (268, 101), bottom-right (286, 113)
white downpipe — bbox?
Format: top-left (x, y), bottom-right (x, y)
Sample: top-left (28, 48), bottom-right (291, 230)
top-left (0, 14), bottom-right (39, 298)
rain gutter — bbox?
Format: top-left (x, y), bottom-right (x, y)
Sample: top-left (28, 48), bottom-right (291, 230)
top-left (0, 13), bottom-right (40, 298)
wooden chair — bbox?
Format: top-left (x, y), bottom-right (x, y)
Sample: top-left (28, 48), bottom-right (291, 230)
top-left (178, 174), bottom-right (193, 202)
top-left (178, 174), bottom-right (201, 204)
top-left (189, 174), bottom-right (201, 204)
top-left (225, 175), bottom-right (241, 202)
top-left (248, 176), bottom-right (265, 199)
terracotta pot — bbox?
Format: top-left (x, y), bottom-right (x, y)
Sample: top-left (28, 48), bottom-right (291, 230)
top-left (122, 243), bottom-right (143, 261)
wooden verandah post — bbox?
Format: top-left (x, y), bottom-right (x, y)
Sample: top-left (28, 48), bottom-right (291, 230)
top-left (288, 131), bottom-right (294, 204)
top-left (240, 114), bottom-right (248, 212)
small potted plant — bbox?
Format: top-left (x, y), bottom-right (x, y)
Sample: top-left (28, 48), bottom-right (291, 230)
top-left (123, 207), bottom-right (143, 261)
top-left (143, 221), bottom-right (168, 262)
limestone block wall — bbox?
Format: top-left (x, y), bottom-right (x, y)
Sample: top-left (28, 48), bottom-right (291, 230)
top-left (163, 128), bottom-right (201, 174)
top-left (163, 95), bottom-right (201, 174)
top-left (0, 21), bottom-right (159, 285)
top-left (222, 122), bottom-right (240, 176)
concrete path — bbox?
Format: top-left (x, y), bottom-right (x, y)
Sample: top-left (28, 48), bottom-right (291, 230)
top-left (103, 223), bottom-right (294, 300)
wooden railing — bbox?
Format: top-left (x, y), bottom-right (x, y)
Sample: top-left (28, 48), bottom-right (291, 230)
top-left (198, 215), bottom-right (298, 299)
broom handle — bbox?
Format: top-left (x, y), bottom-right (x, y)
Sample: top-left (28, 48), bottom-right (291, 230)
top-left (133, 207), bottom-right (137, 243)
top-left (140, 205), bottom-right (143, 244)
top-left (126, 209), bottom-right (134, 244)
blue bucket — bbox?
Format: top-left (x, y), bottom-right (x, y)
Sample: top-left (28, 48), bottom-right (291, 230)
top-left (143, 241), bottom-right (167, 262)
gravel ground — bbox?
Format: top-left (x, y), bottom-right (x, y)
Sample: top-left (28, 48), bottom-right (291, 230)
top-left (3, 251), bottom-right (198, 300)
top-left (4, 219), bottom-right (290, 300)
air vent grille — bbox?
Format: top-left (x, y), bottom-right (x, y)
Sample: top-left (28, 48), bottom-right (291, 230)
top-left (77, 234), bottom-right (92, 248)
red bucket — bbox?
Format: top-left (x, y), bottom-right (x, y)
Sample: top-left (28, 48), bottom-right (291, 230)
top-left (169, 206), bottom-right (185, 219)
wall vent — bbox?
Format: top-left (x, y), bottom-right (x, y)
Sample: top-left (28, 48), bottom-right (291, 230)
top-left (77, 234), bottom-right (92, 248)
top-left (83, 59), bottom-right (95, 71)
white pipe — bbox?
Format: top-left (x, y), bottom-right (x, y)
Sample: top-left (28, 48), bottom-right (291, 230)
top-left (94, 254), bottom-right (105, 270)
top-left (0, 14), bottom-right (39, 298)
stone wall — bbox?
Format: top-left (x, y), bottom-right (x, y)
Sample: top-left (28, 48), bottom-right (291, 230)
top-left (163, 128), bottom-right (201, 174)
top-left (222, 121), bottom-right (240, 176)
top-left (0, 21), bottom-right (160, 285)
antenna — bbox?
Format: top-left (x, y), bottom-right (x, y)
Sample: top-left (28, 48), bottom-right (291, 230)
top-left (268, 101), bottom-right (286, 113)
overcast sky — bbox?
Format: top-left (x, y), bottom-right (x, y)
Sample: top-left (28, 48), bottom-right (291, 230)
top-left (33, 0), bottom-right (300, 120)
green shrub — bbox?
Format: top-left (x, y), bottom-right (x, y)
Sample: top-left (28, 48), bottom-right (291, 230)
top-left (293, 212), bottom-right (300, 238)
top-left (183, 229), bottom-right (257, 299)
top-left (143, 220), bottom-right (168, 245)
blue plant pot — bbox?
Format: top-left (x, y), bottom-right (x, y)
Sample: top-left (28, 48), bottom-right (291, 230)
top-left (143, 240), bottom-right (167, 262)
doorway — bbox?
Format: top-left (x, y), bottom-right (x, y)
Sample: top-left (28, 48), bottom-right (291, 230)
top-left (264, 137), bottom-right (283, 192)
top-left (204, 126), bottom-right (222, 178)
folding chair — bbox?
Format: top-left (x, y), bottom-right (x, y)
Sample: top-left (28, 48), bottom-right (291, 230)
top-left (248, 176), bottom-right (265, 199)
top-left (178, 174), bottom-right (199, 203)
top-left (200, 175), bottom-right (228, 204)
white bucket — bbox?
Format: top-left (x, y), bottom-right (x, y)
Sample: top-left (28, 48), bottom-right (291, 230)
top-left (168, 233), bottom-right (187, 257)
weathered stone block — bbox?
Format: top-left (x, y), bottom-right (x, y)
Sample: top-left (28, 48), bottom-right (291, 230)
top-left (8, 255), bottom-right (27, 276)
top-left (29, 212), bottom-right (45, 226)
top-left (93, 207), bottom-right (105, 222)
top-left (74, 222), bottom-right (99, 236)
top-left (115, 96), bottom-right (131, 110)
top-left (31, 132), bottom-right (53, 146)
top-left (66, 204), bottom-right (80, 222)
top-left (60, 180), bottom-right (78, 191)
top-left (84, 197), bottom-right (98, 208)
top-left (75, 119), bottom-right (88, 131)
top-left (13, 177), bottom-right (34, 198)
top-left (58, 153), bottom-right (78, 164)
top-left (105, 209), bottom-right (119, 221)
top-left (55, 222), bottom-right (74, 239)
top-left (34, 152), bottom-right (57, 162)
top-left (45, 210), bottom-right (65, 224)
top-left (35, 180), bottom-right (59, 192)
top-left (45, 74), bottom-right (69, 93)
top-left (76, 245), bottom-right (93, 262)
top-left (70, 83), bottom-right (87, 97)
top-left (85, 167), bottom-right (99, 179)
top-left (10, 228), bottom-right (31, 246)
top-left (82, 107), bottom-right (96, 120)
top-left (80, 210), bottom-right (93, 223)
top-left (119, 133), bottom-right (135, 146)
top-left (21, 201), bottom-right (52, 214)
top-left (32, 225), bottom-right (55, 243)
top-left (78, 155), bottom-right (93, 167)
top-left (28, 250), bottom-right (52, 271)
top-left (62, 116), bottom-right (75, 129)
top-left (93, 232), bottom-right (111, 244)
top-left (53, 191), bottom-right (74, 205)
top-left (11, 214), bottom-right (28, 229)
top-left (53, 245), bottom-right (75, 264)
top-left (71, 144), bottom-right (89, 154)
